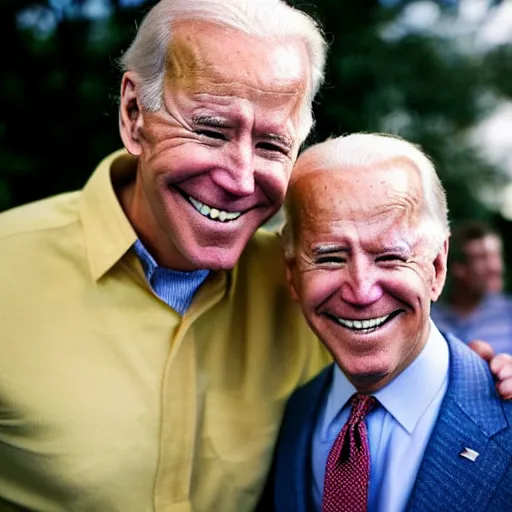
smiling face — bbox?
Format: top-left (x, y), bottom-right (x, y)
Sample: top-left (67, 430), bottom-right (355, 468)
top-left (119, 20), bottom-right (309, 270)
top-left (284, 161), bottom-right (448, 392)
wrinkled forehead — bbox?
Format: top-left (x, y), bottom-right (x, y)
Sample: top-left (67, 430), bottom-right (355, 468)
top-left (165, 20), bottom-right (309, 97)
top-left (292, 159), bottom-right (423, 219)
top-left (289, 159), bottom-right (427, 245)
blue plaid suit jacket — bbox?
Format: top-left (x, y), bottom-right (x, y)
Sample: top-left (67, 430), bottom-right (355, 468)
top-left (270, 334), bottom-right (512, 512)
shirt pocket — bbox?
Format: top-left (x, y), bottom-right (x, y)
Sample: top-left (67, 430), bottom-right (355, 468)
top-left (198, 391), bottom-right (284, 508)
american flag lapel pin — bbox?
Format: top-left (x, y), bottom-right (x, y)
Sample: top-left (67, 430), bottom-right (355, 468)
top-left (459, 447), bottom-right (480, 462)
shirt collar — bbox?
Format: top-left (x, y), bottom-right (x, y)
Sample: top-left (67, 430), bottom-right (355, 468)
top-left (80, 149), bottom-right (138, 281)
top-left (324, 319), bottom-right (449, 435)
top-left (132, 239), bottom-right (210, 315)
top-left (79, 150), bottom-right (236, 302)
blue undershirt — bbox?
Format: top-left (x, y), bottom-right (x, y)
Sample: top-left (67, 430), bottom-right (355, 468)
top-left (132, 239), bottom-right (210, 315)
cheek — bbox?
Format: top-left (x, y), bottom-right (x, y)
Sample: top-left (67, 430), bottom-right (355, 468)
top-left (300, 270), bottom-right (339, 308)
top-left (256, 159), bottom-right (293, 200)
top-left (389, 271), bottom-right (432, 312)
top-left (145, 144), bottom-right (225, 184)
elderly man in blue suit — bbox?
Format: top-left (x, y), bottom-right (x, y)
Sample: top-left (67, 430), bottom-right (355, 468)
top-left (270, 133), bottom-right (512, 512)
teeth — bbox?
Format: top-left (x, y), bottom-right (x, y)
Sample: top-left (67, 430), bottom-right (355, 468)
top-left (335, 313), bottom-right (391, 332)
top-left (190, 197), bottom-right (202, 210)
top-left (189, 196), bottom-right (241, 222)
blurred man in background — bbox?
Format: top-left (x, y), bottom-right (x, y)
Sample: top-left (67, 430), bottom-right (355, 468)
top-left (431, 220), bottom-right (512, 354)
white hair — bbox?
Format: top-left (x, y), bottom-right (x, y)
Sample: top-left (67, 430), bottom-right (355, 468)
top-left (119, 0), bottom-right (326, 143)
top-left (282, 133), bottom-right (450, 257)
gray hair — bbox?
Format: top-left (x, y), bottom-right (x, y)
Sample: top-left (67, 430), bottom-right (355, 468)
top-left (282, 133), bottom-right (450, 258)
top-left (119, 0), bottom-right (327, 143)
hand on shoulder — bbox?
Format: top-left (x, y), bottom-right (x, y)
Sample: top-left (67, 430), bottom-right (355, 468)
top-left (469, 340), bottom-right (512, 399)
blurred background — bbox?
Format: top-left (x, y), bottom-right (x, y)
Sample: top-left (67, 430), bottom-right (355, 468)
top-left (2, 0), bottom-right (512, 288)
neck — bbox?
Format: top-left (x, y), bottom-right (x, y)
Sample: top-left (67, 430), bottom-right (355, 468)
top-left (118, 177), bottom-right (195, 271)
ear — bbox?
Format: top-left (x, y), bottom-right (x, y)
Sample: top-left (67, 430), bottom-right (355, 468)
top-left (283, 253), bottom-right (300, 303)
top-left (119, 72), bottom-right (144, 156)
top-left (430, 237), bottom-right (449, 302)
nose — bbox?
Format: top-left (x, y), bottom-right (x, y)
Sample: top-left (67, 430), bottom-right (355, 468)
top-left (210, 141), bottom-right (255, 197)
top-left (340, 259), bottom-right (384, 307)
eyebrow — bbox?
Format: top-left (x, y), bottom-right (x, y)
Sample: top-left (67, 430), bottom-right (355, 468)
top-left (191, 115), bottom-right (231, 127)
top-left (312, 244), bottom-right (348, 255)
top-left (311, 242), bottom-right (412, 256)
top-left (192, 115), bottom-right (293, 149)
top-left (265, 132), bottom-right (293, 150)
top-left (382, 242), bottom-right (411, 254)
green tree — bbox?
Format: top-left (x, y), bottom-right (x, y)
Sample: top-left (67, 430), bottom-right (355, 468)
top-left (0, 0), bottom-right (144, 210)
top-left (296, 0), bottom-right (508, 222)
top-left (1, 0), bottom-right (509, 228)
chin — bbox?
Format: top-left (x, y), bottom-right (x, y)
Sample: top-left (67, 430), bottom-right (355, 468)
top-left (339, 357), bottom-right (392, 391)
top-left (186, 245), bottom-right (244, 271)
top-left (349, 369), bottom-right (389, 390)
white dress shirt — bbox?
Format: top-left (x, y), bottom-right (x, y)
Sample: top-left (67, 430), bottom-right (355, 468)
top-left (311, 321), bottom-right (450, 511)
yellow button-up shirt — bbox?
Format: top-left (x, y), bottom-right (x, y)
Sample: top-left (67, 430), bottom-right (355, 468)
top-left (0, 151), bottom-right (330, 512)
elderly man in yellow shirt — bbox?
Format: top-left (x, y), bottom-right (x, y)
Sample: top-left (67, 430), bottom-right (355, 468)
top-left (0, 1), bottom-right (511, 511)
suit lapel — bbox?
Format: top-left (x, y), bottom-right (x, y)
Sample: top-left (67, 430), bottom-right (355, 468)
top-left (284, 366), bottom-right (333, 512)
top-left (408, 335), bottom-right (511, 512)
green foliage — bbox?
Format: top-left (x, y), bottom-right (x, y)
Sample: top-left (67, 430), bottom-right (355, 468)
top-left (297, 0), bottom-right (509, 225)
top-left (1, 0), bottom-right (510, 231)
top-left (0, 0), bottom-right (140, 210)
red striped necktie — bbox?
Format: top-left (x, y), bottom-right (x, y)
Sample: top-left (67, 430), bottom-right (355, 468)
top-left (322, 393), bottom-right (377, 512)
